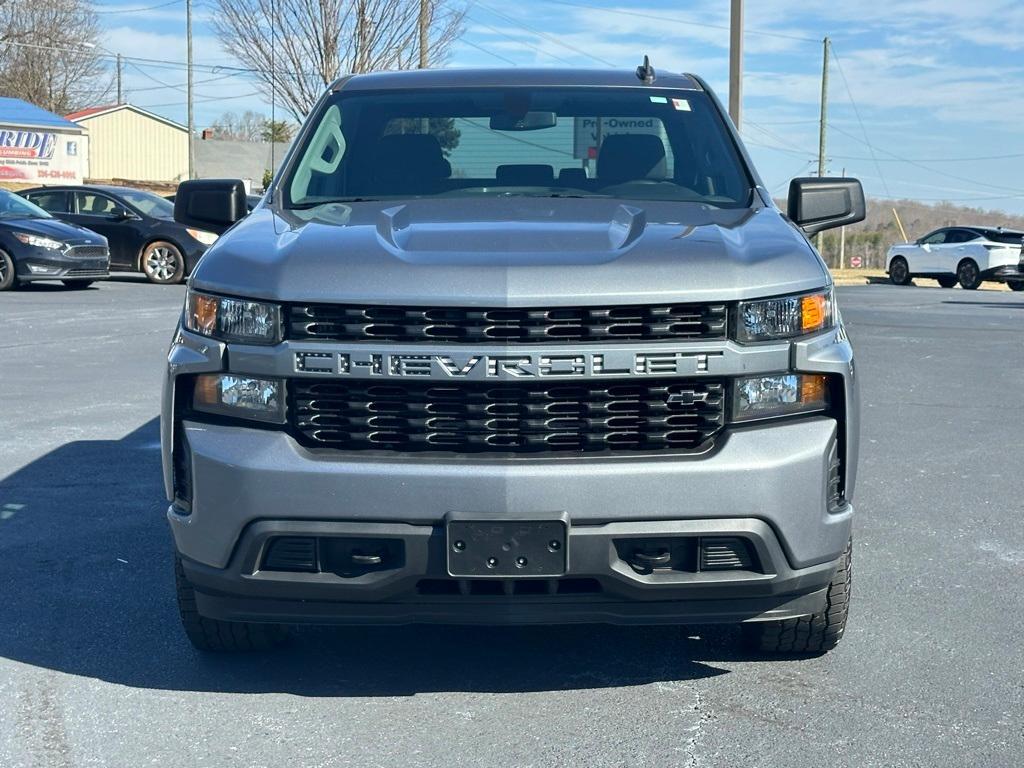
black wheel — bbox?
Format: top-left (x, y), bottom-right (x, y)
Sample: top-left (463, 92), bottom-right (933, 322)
top-left (0, 250), bottom-right (17, 291)
top-left (957, 259), bottom-right (982, 290)
top-left (62, 280), bottom-right (94, 289)
top-left (936, 275), bottom-right (958, 288)
top-left (888, 257), bottom-right (912, 286)
top-left (1008, 280), bottom-right (1024, 292)
top-left (141, 241), bottom-right (185, 284)
top-left (175, 555), bottom-right (288, 651)
top-left (743, 538), bottom-right (852, 654)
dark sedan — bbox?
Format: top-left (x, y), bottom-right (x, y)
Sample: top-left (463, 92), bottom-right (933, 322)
top-left (0, 189), bottom-right (109, 291)
top-left (20, 185), bottom-right (218, 284)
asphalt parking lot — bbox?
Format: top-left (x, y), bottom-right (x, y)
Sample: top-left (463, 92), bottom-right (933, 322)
top-left (1, 278), bottom-right (1022, 768)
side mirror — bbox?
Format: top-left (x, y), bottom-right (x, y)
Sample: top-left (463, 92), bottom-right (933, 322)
top-left (111, 208), bottom-right (133, 221)
top-left (787, 177), bottom-right (866, 237)
top-left (173, 179), bottom-right (248, 235)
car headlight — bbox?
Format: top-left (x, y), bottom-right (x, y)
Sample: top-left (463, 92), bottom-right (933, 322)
top-left (186, 228), bottom-right (219, 246)
top-left (732, 374), bottom-right (829, 422)
top-left (184, 290), bottom-right (281, 344)
top-left (14, 232), bottom-right (65, 250)
top-left (193, 374), bottom-right (285, 423)
top-left (736, 289), bottom-right (833, 342)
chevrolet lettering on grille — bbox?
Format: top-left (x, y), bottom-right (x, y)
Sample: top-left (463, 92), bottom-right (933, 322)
top-left (294, 349), bottom-right (722, 379)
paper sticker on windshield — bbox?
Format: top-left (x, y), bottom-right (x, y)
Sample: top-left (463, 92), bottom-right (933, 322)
top-left (649, 96), bottom-right (668, 104)
top-left (672, 98), bottom-right (691, 111)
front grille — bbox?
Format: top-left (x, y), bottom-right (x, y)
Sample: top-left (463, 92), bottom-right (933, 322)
top-left (67, 245), bottom-right (109, 259)
top-left (289, 378), bottom-right (725, 453)
top-left (63, 268), bottom-right (108, 277)
top-left (287, 302), bottom-right (727, 344)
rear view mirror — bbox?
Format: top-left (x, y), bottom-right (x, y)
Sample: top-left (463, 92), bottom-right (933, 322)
top-left (489, 112), bottom-right (557, 132)
top-left (787, 177), bottom-right (866, 236)
top-left (173, 179), bottom-right (248, 234)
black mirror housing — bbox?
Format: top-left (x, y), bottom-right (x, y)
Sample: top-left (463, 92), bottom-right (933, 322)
top-left (787, 177), bottom-right (866, 237)
top-left (173, 179), bottom-right (248, 234)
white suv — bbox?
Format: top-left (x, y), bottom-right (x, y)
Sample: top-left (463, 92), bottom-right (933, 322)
top-left (886, 226), bottom-right (1024, 290)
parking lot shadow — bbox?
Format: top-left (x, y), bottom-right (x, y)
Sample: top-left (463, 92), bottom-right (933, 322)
top-left (0, 419), bottom-right (745, 697)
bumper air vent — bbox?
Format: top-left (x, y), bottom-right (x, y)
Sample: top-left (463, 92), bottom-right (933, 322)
top-left (827, 439), bottom-right (844, 512)
top-left (287, 302), bottom-right (728, 344)
top-left (262, 537), bottom-right (318, 573)
top-left (699, 537), bottom-right (756, 572)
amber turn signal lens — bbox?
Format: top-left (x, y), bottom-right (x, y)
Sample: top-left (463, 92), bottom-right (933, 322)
top-left (800, 294), bottom-right (828, 332)
top-left (800, 374), bottom-right (829, 405)
top-left (189, 293), bottom-right (218, 335)
top-left (193, 373), bottom-right (221, 407)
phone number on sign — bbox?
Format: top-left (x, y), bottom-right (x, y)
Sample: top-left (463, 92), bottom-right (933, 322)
top-left (37, 169), bottom-right (78, 180)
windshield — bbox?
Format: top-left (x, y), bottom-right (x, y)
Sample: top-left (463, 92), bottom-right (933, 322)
top-left (0, 189), bottom-right (52, 219)
top-left (118, 188), bottom-right (175, 219)
top-left (285, 87), bottom-right (752, 209)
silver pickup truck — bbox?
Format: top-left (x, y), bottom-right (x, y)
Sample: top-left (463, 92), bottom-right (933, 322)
top-left (163, 65), bottom-right (865, 654)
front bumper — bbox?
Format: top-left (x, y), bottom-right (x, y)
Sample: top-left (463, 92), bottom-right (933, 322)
top-left (163, 320), bottom-right (858, 626)
top-left (990, 264), bottom-right (1024, 282)
top-left (16, 251), bottom-right (109, 282)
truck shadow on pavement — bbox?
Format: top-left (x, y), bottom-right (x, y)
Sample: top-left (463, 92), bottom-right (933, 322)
top-left (0, 420), bottom-right (764, 697)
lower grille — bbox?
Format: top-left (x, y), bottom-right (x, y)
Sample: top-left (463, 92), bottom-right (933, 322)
top-left (67, 245), bottom-right (109, 259)
top-left (289, 378), bottom-right (725, 453)
top-left (64, 268), bottom-right (108, 277)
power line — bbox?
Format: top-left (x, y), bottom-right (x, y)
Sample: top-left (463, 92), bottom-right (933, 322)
top-left (542, 0), bottom-right (820, 43)
top-left (94, 0), bottom-right (180, 12)
top-left (474, 2), bottom-right (616, 67)
top-left (828, 44), bottom-right (889, 196)
top-left (465, 13), bottom-right (577, 66)
top-left (458, 37), bottom-right (519, 66)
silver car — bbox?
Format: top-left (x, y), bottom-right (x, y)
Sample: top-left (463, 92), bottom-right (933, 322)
top-left (162, 65), bottom-right (865, 654)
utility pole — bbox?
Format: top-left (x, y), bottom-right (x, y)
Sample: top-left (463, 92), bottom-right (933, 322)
top-left (728, 0), bottom-right (743, 129)
top-left (816, 36), bottom-right (830, 250)
top-left (116, 53), bottom-right (123, 105)
top-left (186, 0), bottom-right (195, 179)
top-left (418, 0), bottom-right (428, 69)
top-left (839, 167), bottom-right (846, 269)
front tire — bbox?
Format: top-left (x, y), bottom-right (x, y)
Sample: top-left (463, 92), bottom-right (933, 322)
top-left (0, 251), bottom-right (17, 291)
top-left (957, 259), bottom-right (982, 290)
top-left (1008, 280), bottom-right (1024, 292)
top-left (888, 257), bottom-right (912, 286)
top-left (743, 538), bottom-right (852, 654)
top-left (175, 556), bottom-right (288, 652)
top-left (937, 275), bottom-right (958, 288)
top-left (142, 241), bottom-right (185, 284)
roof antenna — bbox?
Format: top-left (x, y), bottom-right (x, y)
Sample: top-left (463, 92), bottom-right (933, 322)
top-left (636, 55), bottom-right (656, 84)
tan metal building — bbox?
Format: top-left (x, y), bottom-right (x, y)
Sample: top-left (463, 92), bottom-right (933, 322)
top-left (65, 104), bottom-right (188, 183)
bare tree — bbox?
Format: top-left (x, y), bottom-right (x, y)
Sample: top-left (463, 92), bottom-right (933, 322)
top-left (0, 0), bottom-right (111, 114)
top-left (213, 0), bottom-right (464, 122)
top-left (211, 110), bottom-right (269, 141)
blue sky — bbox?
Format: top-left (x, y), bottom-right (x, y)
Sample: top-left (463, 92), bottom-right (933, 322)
top-left (96, 0), bottom-right (1024, 214)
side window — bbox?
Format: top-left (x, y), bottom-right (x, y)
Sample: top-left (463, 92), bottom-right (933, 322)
top-left (74, 192), bottom-right (122, 217)
top-left (921, 230), bottom-right (947, 245)
top-left (954, 229), bottom-right (979, 242)
top-left (26, 190), bottom-right (69, 213)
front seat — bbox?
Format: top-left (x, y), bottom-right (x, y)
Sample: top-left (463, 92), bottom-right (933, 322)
top-left (597, 134), bottom-right (667, 185)
top-left (372, 134), bottom-right (452, 195)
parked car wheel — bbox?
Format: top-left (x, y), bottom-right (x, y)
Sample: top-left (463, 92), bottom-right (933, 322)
top-left (0, 250), bottom-right (16, 291)
top-left (175, 555), bottom-right (288, 652)
top-left (142, 241), bottom-right (185, 285)
top-left (1008, 280), bottom-right (1024, 292)
top-left (956, 259), bottom-right (982, 290)
top-left (936, 276), bottom-right (958, 288)
top-left (888, 257), bottom-right (912, 286)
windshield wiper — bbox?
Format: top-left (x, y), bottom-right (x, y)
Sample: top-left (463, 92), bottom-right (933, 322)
top-left (289, 197), bottom-right (380, 209)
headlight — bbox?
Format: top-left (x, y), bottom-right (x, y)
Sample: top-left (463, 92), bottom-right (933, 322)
top-left (736, 289), bottom-right (833, 342)
top-left (732, 374), bottom-right (829, 422)
top-left (193, 374), bottom-right (285, 423)
top-left (186, 228), bottom-right (219, 246)
top-left (184, 290), bottom-right (281, 344)
top-left (14, 232), bottom-right (65, 250)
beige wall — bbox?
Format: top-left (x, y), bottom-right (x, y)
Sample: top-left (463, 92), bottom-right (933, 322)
top-left (77, 108), bottom-right (188, 182)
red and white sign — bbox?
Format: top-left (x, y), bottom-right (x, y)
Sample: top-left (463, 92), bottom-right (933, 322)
top-left (850, 256), bottom-right (863, 268)
top-left (0, 127), bottom-right (86, 184)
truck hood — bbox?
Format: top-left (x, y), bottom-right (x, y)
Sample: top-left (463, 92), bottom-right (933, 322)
top-left (191, 197), bottom-right (828, 305)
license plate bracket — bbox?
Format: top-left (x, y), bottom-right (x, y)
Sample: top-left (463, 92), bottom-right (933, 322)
top-left (446, 514), bottom-right (568, 578)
